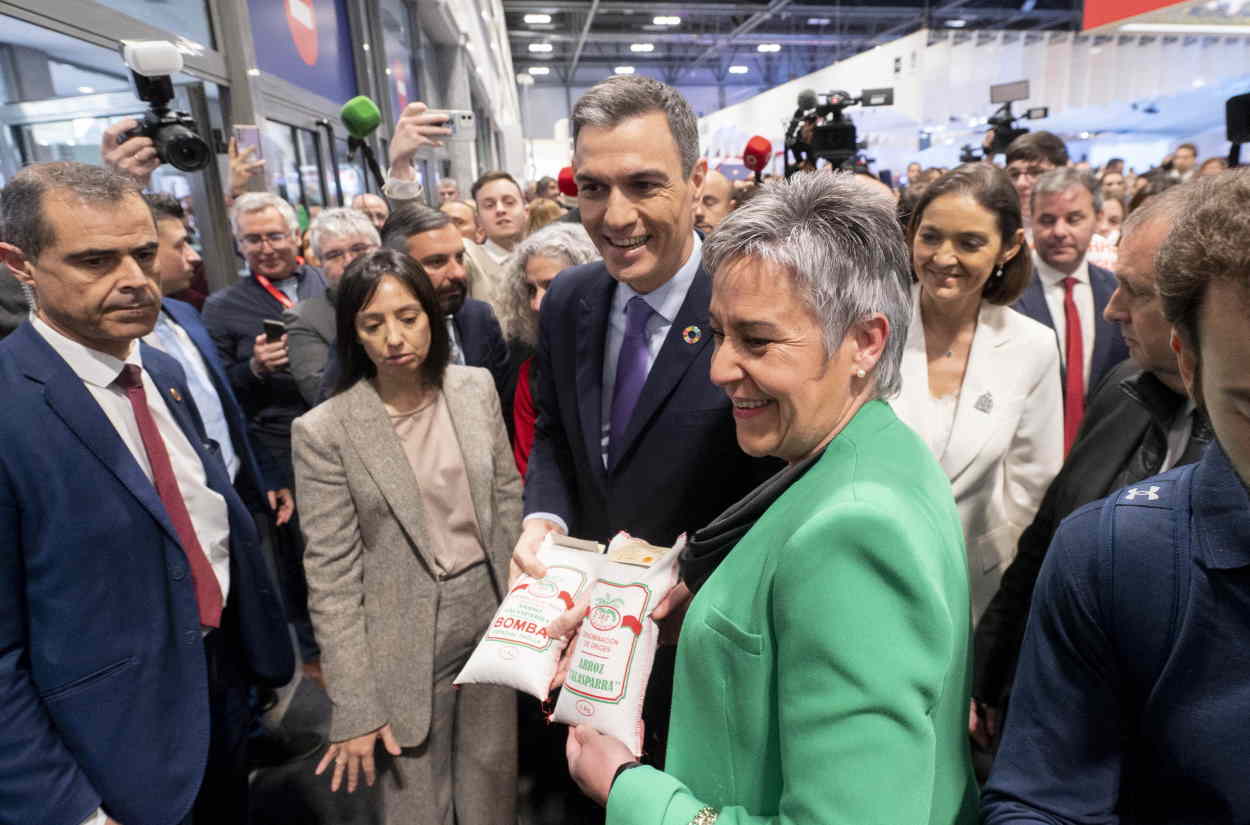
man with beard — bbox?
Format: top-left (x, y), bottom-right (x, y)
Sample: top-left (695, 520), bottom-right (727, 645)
top-left (0, 162), bottom-right (291, 825)
top-left (379, 203), bottom-right (509, 399)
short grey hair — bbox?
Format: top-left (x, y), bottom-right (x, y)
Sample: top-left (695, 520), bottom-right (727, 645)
top-left (440, 177), bottom-right (459, 189)
top-left (572, 75), bottom-right (699, 178)
top-left (308, 207), bottom-right (380, 259)
top-left (498, 222), bottom-right (600, 346)
top-left (1031, 166), bottom-right (1103, 215)
top-left (1, 161), bottom-right (143, 261)
top-left (1120, 181), bottom-right (1192, 241)
top-left (231, 192), bottom-right (300, 238)
top-left (704, 172), bottom-right (912, 399)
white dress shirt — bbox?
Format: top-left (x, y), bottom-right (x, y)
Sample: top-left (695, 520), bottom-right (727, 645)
top-left (526, 232), bottom-right (703, 534)
top-left (1033, 252), bottom-right (1096, 388)
top-left (32, 317), bottom-right (232, 604)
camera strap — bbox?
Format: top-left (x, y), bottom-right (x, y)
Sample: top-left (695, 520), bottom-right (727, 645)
top-left (253, 273), bottom-right (295, 310)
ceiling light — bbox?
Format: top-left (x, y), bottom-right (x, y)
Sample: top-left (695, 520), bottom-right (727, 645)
top-left (529, 66), bottom-right (551, 75)
top-left (807, 17), bottom-right (831, 24)
top-left (77, 86), bottom-right (95, 94)
top-left (246, 67), bottom-right (261, 76)
top-left (1120, 22), bottom-right (1250, 33)
top-left (945, 18), bottom-right (968, 27)
top-left (524, 13), bottom-right (552, 23)
top-left (630, 43), bottom-right (655, 52)
top-left (756, 43), bottom-right (781, 52)
top-left (653, 15), bottom-right (681, 25)
top-left (529, 42), bottom-right (554, 52)
top-left (1193, 78), bottom-right (1206, 87)
top-left (615, 65), bottom-right (636, 74)
top-left (728, 65), bottom-right (749, 74)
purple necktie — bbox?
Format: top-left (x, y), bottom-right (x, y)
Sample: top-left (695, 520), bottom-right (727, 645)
top-left (609, 296), bottom-right (654, 466)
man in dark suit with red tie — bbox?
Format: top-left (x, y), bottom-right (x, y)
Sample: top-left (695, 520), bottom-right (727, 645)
top-left (1012, 167), bottom-right (1128, 453)
top-left (0, 162), bottom-right (292, 825)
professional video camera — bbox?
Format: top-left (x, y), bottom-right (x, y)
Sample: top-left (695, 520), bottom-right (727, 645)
top-left (118, 41), bottom-right (211, 172)
top-left (969, 80), bottom-right (1050, 160)
top-left (784, 87), bottom-right (893, 177)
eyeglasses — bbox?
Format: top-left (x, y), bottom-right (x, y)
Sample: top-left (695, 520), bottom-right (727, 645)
top-left (321, 242), bottom-right (377, 262)
top-left (240, 232), bottom-right (293, 248)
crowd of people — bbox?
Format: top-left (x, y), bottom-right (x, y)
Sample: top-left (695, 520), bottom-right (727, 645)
top-left (1, 71), bottom-right (1248, 825)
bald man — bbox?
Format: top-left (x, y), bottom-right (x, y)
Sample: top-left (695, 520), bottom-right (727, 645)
top-left (350, 193), bottom-right (389, 230)
top-left (693, 168), bottom-right (734, 234)
top-left (441, 199), bottom-right (483, 244)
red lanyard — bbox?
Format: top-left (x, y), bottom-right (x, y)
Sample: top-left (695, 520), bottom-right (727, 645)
top-left (254, 273), bottom-right (295, 310)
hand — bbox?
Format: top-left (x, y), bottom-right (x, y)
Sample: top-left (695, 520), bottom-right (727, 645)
top-left (651, 581), bottom-right (692, 647)
top-left (104, 818), bottom-right (124, 825)
top-left (228, 136), bottom-right (266, 200)
top-left (546, 594), bottom-right (590, 693)
top-left (566, 724), bottom-right (637, 807)
top-left (509, 517), bottom-right (564, 585)
top-left (101, 119), bottom-right (159, 187)
top-left (388, 102), bottom-right (453, 179)
top-left (267, 488), bottom-right (294, 526)
top-left (250, 333), bottom-right (289, 376)
top-left (315, 723), bottom-right (401, 792)
top-left (969, 699), bottom-right (1001, 750)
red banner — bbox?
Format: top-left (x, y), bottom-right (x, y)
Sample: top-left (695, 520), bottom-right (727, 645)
top-left (1084, 0), bottom-right (1183, 30)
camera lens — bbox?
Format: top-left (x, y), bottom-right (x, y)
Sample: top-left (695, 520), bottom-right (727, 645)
top-left (156, 123), bottom-right (211, 172)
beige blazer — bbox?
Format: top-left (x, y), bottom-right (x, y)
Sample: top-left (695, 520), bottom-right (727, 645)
top-left (891, 285), bottom-right (1063, 623)
top-left (292, 365), bottom-right (522, 745)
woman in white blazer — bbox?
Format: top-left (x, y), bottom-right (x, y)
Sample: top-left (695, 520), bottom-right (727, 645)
top-left (891, 164), bottom-right (1063, 626)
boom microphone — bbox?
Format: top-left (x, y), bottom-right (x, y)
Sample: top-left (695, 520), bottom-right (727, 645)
top-left (557, 165), bottom-right (578, 198)
top-left (340, 96), bottom-right (382, 140)
top-left (797, 89), bottom-right (818, 112)
top-left (742, 136), bottom-right (773, 183)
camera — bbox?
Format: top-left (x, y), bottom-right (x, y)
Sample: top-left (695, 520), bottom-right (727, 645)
top-left (118, 41), bottom-right (211, 173)
top-left (784, 88), bottom-right (893, 177)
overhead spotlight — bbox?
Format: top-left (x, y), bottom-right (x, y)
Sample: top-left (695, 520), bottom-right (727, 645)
top-left (653, 15), bottom-right (681, 25)
top-left (77, 85), bottom-right (95, 94)
top-left (524, 13), bottom-right (552, 24)
top-left (630, 43), bottom-right (655, 52)
top-left (614, 65), bottom-right (636, 74)
top-left (528, 42), bottom-right (554, 52)
top-left (945, 18), bottom-right (968, 27)
top-left (757, 43), bottom-right (781, 52)
top-left (807, 17), bottom-right (832, 24)
top-left (529, 66), bottom-right (551, 75)
top-left (728, 65), bottom-right (750, 74)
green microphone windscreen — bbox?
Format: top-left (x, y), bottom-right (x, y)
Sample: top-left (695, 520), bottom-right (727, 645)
top-left (341, 96), bottom-right (382, 140)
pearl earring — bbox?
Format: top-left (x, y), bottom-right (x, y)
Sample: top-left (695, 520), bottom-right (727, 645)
top-left (855, 368), bottom-right (867, 378)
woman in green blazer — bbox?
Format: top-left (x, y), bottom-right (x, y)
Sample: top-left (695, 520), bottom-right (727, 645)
top-left (564, 172), bottom-right (979, 825)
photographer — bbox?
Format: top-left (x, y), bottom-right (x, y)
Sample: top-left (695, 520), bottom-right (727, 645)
top-left (102, 118), bottom-right (265, 206)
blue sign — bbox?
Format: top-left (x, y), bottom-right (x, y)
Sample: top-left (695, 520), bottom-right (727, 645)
top-left (248, 0), bottom-right (359, 104)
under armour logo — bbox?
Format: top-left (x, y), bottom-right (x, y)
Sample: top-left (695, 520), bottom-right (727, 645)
top-left (1125, 485), bottom-right (1161, 501)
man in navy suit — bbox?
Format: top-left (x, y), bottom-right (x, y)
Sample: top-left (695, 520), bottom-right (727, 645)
top-left (1013, 166), bottom-right (1127, 452)
top-left (0, 162), bottom-right (292, 825)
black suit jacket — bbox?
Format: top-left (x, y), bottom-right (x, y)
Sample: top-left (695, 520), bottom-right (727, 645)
top-left (524, 260), bottom-right (781, 546)
top-left (1012, 263), bottom-right (1128, 400)
top-left (972, 361), bottom-right (1192, 704)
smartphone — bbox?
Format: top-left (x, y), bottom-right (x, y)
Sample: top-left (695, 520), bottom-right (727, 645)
top-left (263, 319), bottom-right (286, 342)
top-left (233, 124), bottom-right (263, 160)
top-left (428, 109), bottom-right (475, 142)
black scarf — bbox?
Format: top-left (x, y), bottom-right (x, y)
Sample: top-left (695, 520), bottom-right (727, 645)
top-left (679, 447), bottom-right (827, 594)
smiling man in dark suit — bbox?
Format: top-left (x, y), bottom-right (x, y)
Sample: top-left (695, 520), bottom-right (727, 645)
top-left (0, 162), bottom-right (292, 825)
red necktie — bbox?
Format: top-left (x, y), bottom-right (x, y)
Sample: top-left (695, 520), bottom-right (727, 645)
top-left (116, 365), bottom-right (223, 628)
top-left (1062, 277), bottom-right (1085, 454)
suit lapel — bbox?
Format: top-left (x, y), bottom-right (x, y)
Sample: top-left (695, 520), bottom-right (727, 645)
top-left (614, 268), bottom-right (713, 470)
top-left (1015, 275), bottom-right (1054, 330)
top-left (575, 272), bottom-right (615, 480)
top-left (441, 370), bottom-right (493, 546)
top-left (940, 304), bottom-right (1012, 481)
top-left (340, 380), bottom-right (439, 575)
top-left (1088, 265), bottom-right (1116, 385)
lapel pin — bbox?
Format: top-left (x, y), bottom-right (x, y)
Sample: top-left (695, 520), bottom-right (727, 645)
top-left (974, 391), bottom-right (993, 414)
top-left (169, 387), bottom-right (183, 403)
top-left (682, 325), bottom-right (702, 345)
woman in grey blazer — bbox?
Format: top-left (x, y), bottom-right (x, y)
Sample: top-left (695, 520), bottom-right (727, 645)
top-left (292, 249), bottom-right (521, 825)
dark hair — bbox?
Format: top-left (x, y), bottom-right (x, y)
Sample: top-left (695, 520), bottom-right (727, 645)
top-left (380, 203), bottom-right (452, 251)
top-left (1127, 171), bottom-right (1178, 214)
top-left (144, 192), bottom-right (186, 223)
top-left (536, 176), bottom-right (556, 192)
top-left (1156, 169), bottom-right (1250, 407)
top-left (1, 161), bottom-right (142, 261)
top-left (906, 163), bottom-right (1031, 306)
top-left (572, 75), bottom-right (699, 178)
top-left (331, 247), bottom-right (451, 396)
top-left (1176, 142), bottom-right (1198, 156)
top-left (1004, 131), bottom-right (1070, 167)
top-left (471, 171), bottom-right (523, 202)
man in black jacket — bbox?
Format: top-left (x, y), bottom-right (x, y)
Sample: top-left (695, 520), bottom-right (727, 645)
top-left (972, 182), bottom-right (1210, 743)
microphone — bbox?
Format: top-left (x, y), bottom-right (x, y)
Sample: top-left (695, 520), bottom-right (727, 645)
top-left (742, 136), bottom-right (773, 183)
top-left (338, 96), bottom-right (385, 191)
top-left (340, 96), bottom-right (382, 140)
top-left (796, 89), bottom-right (818, 112)
top-left (557, 165), bottom-right (578, 198)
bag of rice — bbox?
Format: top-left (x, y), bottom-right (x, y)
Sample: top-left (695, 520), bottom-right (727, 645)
top-left (550, 533), bottom-right (680, 756)
top-left (454, 533), bottom-right (604, 701)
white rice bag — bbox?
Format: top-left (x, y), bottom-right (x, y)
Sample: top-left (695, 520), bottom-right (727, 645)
top-left (551, 533), bottom-right (680, 756)
top-left (455, 533), bottom-right (604, 701)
